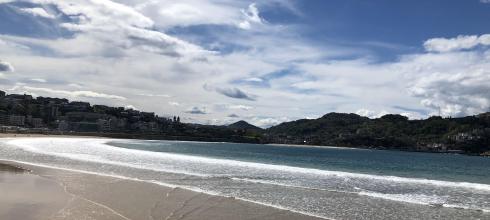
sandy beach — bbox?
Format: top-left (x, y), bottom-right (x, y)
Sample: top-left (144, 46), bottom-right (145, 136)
top-left (0, 134), bottom-right (323, 220)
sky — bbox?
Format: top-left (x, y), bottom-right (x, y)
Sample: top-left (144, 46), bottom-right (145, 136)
top-left (0, 0), bottom-right (489, 128)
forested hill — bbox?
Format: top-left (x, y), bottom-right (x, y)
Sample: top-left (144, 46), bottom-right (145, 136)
top-left (228, 120), bottom-right (262, 131)
top-left (265, 112), bottom-right (490, 155)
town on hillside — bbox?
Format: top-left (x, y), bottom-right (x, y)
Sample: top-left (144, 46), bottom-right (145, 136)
top-left (0, 90), bottom-right (262, 143)
top-left (0, 90), bottom-right (181, 133)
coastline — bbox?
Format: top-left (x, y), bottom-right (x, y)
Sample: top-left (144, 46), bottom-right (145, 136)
top-left (2, 132), bottom-right (485, 157)
top-left (0, 133), bottom-right (107, 139)
top-left (0, 160), bottom-right (324, 220)
top-left (1, 135), bottom-right (489, 219)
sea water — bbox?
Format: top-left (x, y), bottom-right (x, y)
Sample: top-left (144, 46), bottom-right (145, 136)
top-left (0, 138), bottom-right (489, 220)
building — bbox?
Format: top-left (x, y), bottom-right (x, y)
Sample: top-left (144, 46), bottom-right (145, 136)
top-left (69, 122), bottom-right (98, 132)
top-left (6, 94), bottom-right (33, 101)
top-left (113, 118), bottom-right (127, 131)
top-left (66, 112), bottom-right (106, 122)
top-left (42, 104), bottom-right (61, 122)
top-left (62, 101), bottom-right (91, 112)
top-left (148, 121), bottom-right (159, 132)
top-left (0, 113), bottom-right (8, 125)
top-left (97, 119), bottom-right (111, 132)
top-left (31, 118), bottom-right (44, 128)
top-left (9, 115), bottom-right (25, 126)
top-left (58, 120), bottom-right (70, 131)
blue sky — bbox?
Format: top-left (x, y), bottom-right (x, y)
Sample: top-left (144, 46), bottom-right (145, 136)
top-left (0, 0), bottom-right (489, 127)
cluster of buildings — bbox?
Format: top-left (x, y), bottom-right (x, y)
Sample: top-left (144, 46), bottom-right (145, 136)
top-left (0, 90), bottom-right (181, 134)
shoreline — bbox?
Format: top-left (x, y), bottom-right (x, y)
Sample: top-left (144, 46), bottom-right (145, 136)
top-left (0, 159), bottom-right (325, 220)
top-left (1, 132), bottom-right (483, 157)
top-left (1, 135), bottom-right (489, 219)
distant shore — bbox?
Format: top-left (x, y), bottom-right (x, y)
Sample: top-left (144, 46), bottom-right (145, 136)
top-left (0, 133), bottom-right (102, 139)
top-left (0, 132), bottom-right (399, 153)
top-left (0, 158), bottom-right (322, 220)
top-left (2, 132), bottom-right (487, 157)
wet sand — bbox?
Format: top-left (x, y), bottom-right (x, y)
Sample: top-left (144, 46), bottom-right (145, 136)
top-left (0, 162), bottom-right (322, 220)
top-left (0, 164), bottom-right (70, 220)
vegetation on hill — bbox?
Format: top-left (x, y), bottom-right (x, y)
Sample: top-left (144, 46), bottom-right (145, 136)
top-left (264, 113), bottom-right (490, 155)
top-left (228, 120), bottom-right (263, 131)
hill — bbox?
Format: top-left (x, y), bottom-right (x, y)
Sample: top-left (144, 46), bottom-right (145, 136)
top-left (265, 112), bottom-right (490, 155)
top-left (228, 120), bottom-right (262, 131)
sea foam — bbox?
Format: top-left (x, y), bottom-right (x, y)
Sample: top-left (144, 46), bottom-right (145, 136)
top-left (5, 137), bottom-right (490, 192)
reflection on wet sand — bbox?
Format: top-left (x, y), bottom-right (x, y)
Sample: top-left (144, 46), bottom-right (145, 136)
top-left (0, 163), bottom-right (69, 220)
top-left (0, 161), bottom-right (321, 220)
top-left (0, 164), bottom-right (25, 173)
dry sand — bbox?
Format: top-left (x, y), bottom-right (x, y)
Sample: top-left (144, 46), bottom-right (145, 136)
top-left (0, 161), bottom-right (323, 220)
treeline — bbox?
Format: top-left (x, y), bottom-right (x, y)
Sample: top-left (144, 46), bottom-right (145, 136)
top-left (264, 113), bottom-right (490, 155)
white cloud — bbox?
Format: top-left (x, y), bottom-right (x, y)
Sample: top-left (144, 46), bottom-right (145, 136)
top-left (247, 116), bottom-right (291, 128)
top-left (480, 0), bottom-right (490, 3)
top-left (356, 109), bottom-right (390, 119)
top-left (409, 68), bottom-right (490, 117)
top-left (228, 105), bottom-right (253, 111)
top-left (244, 77), bottom-right (263, 82)
top-left (125, 105), bottom-right (138, 110)
top-left (1, 0), bottom-right (489, 124)
top-left (424, 34), bottom-right (490, 52)
top-left (238, 3), bottom-right (264, 30)
top-left (139, 93), bottom-right (171, 98)
top-left (130, 0), bottom-right (242, 28)
top-left (168, 101), bottom-right (180, 106)
top-left (290, 81), bottom-right (322, 90)
top-left (15, 0), bottom-right (210, 58)
top-left (30, 78), bottom-right (47, 83)
top-left (126, 0), bottom-right (282, 30)
top-left (68, 83), bottom-right (83, 88)
top-left (20, 7), bottom-right (55, 19)
top-left (13, 86), bottom-right (126, 100)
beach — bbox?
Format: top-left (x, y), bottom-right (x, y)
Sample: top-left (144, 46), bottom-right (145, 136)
top-left (0, 133), bottom-right (322, 220)
top-left (1, 135), bottom-right (489, 220)
top-left (0, 160), bottom-right (322, 220)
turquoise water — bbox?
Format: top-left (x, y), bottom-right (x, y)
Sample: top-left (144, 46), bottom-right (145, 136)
top-left (1, 138), bottom-right (489, 220)
top-left (110, 140), bottom-right (490, 184)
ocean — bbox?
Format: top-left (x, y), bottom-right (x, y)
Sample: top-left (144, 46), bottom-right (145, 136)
top-left (1, 137), bottom-right (489, 220)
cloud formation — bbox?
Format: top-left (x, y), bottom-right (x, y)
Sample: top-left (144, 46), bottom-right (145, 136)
top-left (401, 35), bottom-right (490, 117)
top-left (20, 7), bottom-right (55, 19)
top-left (424, 34), bottom-right (490, 52)
top-left (0, 0), bottom-right (489, 126)
top-left (410, 68), bottom-right (490, 117)
top-left (356, 109), bottom-right (389, 119)
top-left (0, 60), bottom-right (14, 72)
top-left (204, 83), bottom-right (257, 101)
top-left (228, 105), bottom-right (253, 110)
top-left (11, 85), bottom-right (126, 100)
top-left (216, 87), bottom-right (257, 101)
top-left (9, 0), bottom-right (210, 58)
top-left (186, 106), bottom-right (207, 114)
top-left (238, 3), bottom-right (264, 30)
